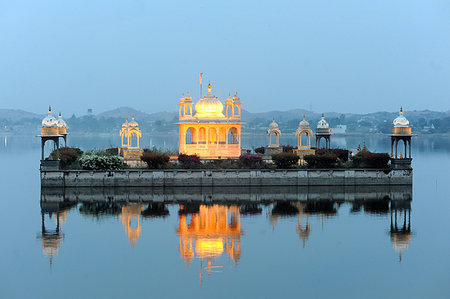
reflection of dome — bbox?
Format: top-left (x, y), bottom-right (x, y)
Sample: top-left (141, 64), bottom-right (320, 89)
top-left (42, 106), bottom-right (58, 128)
top-left (194, 82), bottom-right (225, 118)
top-left (196, 238), bottom-right (224, 259)
top-left (393, 107), bottom-right (410, 127)
top-left (391, 233), bottom-right (411, 250)
top-left (298, 114), bottom-right (311, 130)
top-left (317, 113), bottom-right (329, 129)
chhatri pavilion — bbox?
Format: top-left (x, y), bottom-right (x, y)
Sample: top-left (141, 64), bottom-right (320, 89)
top-left (178, 81), bottom-right (242, 158)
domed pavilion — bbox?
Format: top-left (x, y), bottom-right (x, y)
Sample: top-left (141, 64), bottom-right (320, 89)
top-left (390, 107), bottom-right (413, 169)
top-left (178, 81), bottom-right (242, 159)
top-left (267, 118), bottom-right (281, 148)
top-left (296, 114), bottom-right (313, 149)
top-left (38, 106), bottom-right (69, 169)
top-left (315, 113), bottom-right (332, 149)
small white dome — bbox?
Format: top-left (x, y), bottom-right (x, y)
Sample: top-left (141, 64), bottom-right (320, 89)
top-left (269, 118), bottom-right (279, 130)
top-left (393, 107), bottom-right (410, 127)
top-left (42, 106), bottom-right (58, 128)
top-left (57, 112), bottom-right (67, 128)
top-left (317, 113), bottom-right (329, 129)
top-left (128, 116), bottom-right (139, 127)
top-left (298, 115), bottom-right (311, 130)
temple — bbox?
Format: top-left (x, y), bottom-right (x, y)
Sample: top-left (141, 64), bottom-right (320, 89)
top-left (178, 81), bottom-right (243, 158)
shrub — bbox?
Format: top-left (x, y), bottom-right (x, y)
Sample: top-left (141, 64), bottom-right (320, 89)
top-left (141, 152), bottom-right (170, 169)
top-left (239, 154), bottom-right (264, 168)
top-left (177, 154), bottom-right (201, 168)
top-left (304, 153), bottom-right (338, 168)
top-left (315, 149), bottom-right (349, 162)
top-left (48, 147), bottom-right (83, 168)
top-left (254, 146), bottom-right (265, 154)
top-left (352, 151), bottom-right (390, 168)
top-left (272, 153), bottom-right (300, 169)
top-left (79, 153), bottom-right (124, 170)
top-left (282, 145), bottom-right (294, 153)
top-left (105, 147), bottom-right (119, 156)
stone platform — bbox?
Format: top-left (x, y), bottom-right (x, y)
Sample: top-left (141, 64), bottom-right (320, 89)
top-left (41, 168), bottom-right (412, 188)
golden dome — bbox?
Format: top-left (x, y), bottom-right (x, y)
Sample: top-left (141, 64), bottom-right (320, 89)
top-left (122, 118), bottom-right (129, 128)
top-left (194, 81), bottom-right (225, 118)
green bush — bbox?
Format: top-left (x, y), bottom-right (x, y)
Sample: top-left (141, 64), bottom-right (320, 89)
top-left (281, 145), bottom-right (294, 153)
top-left (48, 147), bottom-right (83, 168)
top-left (178, 154), bottom-right (201, 168)
top-left (254, 147), bottom-right (265, 154)
top-left (239, 154), bottom-right (264, 169)
top-left (316, 149), bottom-right (349, 162)
top-left (79, 153), bottom-right (124, 170)
top-left (141, 152), bottom-right (170, 169)
top-left (272, 153), bottom-right (300, 169)
top-left (105, 148), bottom-right (119, 156)
top-left (352, 151), bottom-right (390, 168)
top-left (304, 153), bottom-right (338, 168)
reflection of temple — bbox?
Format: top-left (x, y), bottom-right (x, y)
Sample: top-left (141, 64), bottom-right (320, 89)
top-left (390, 201), bottom-right (412, 262)
top-left (121, 204), bottom-right (143, 248)
top-left (176, 204), bottom-right (242, 281)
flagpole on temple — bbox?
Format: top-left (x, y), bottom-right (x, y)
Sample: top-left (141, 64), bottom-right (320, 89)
top-left (200, 73), bottom-right (203, 99)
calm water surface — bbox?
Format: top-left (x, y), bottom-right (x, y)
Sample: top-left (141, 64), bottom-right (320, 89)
top-left (0, 134), bottom-right (449, 298)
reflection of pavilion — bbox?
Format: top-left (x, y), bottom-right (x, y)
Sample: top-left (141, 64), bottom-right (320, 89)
top-left (176, 204), bottom-right (242, 281)
top-left (38, 201), bottom-right (76, 266)
top-left (390, 201), bottom-right (412, 262)
top-left (269, 201), bottom-right (337, 247)
top-left (121, 204), bottom-right (143, 248)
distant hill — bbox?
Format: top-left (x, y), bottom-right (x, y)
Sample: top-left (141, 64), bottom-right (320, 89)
top-left (0, 109), bottom-right (42, 121)
top-left (98, 107), bottom-right (177, 122)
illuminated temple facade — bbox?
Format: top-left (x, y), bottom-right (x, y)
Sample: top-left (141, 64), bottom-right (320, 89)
top-left (178, 82), bottom-right (242, 158)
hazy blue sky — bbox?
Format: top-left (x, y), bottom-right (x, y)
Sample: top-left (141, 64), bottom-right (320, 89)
top-left (1, 0), bottom-right (449, 116)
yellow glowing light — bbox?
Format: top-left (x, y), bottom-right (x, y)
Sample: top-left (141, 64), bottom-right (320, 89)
top-left (196, 238), bottom-right (224, 258)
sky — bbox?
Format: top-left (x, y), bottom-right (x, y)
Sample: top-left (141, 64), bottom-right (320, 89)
top-left (1, 0), bottom-right (450, 116)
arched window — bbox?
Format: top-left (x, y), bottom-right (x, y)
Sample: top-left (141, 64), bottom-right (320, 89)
top-left (227, 106), bottom-right (233, 117)
top-left (180, 106), bottom-right (184, 117)
top-left (186, 127), bottom-right (195, 144)
top-left (228, 127), bottom-right (239, 144)
top-left (209, 128), bottom-right (217, 144)
top-left (219, 127), bottom-right (226, 144)
top-left (186, 105), bottom-right (191, 116)
top-left (198, 127), bottom-right (206, 144)
top-left (234, 105), bottom-right (240, 116)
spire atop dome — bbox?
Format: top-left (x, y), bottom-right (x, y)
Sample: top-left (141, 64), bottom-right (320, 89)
top-left (208, 81), bottom-right (212, 94)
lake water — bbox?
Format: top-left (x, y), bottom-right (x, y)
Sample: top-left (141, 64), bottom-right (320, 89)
top-left (0, 134), bottom-right (449, 298)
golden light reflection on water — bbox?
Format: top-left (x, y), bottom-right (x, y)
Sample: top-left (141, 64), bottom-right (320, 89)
top-left (176, 205), bottom-right (242, 281)
top-left (38, 200), bottom-right (413, 274)
top-left (121, 204), bottom-right (143, 248)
